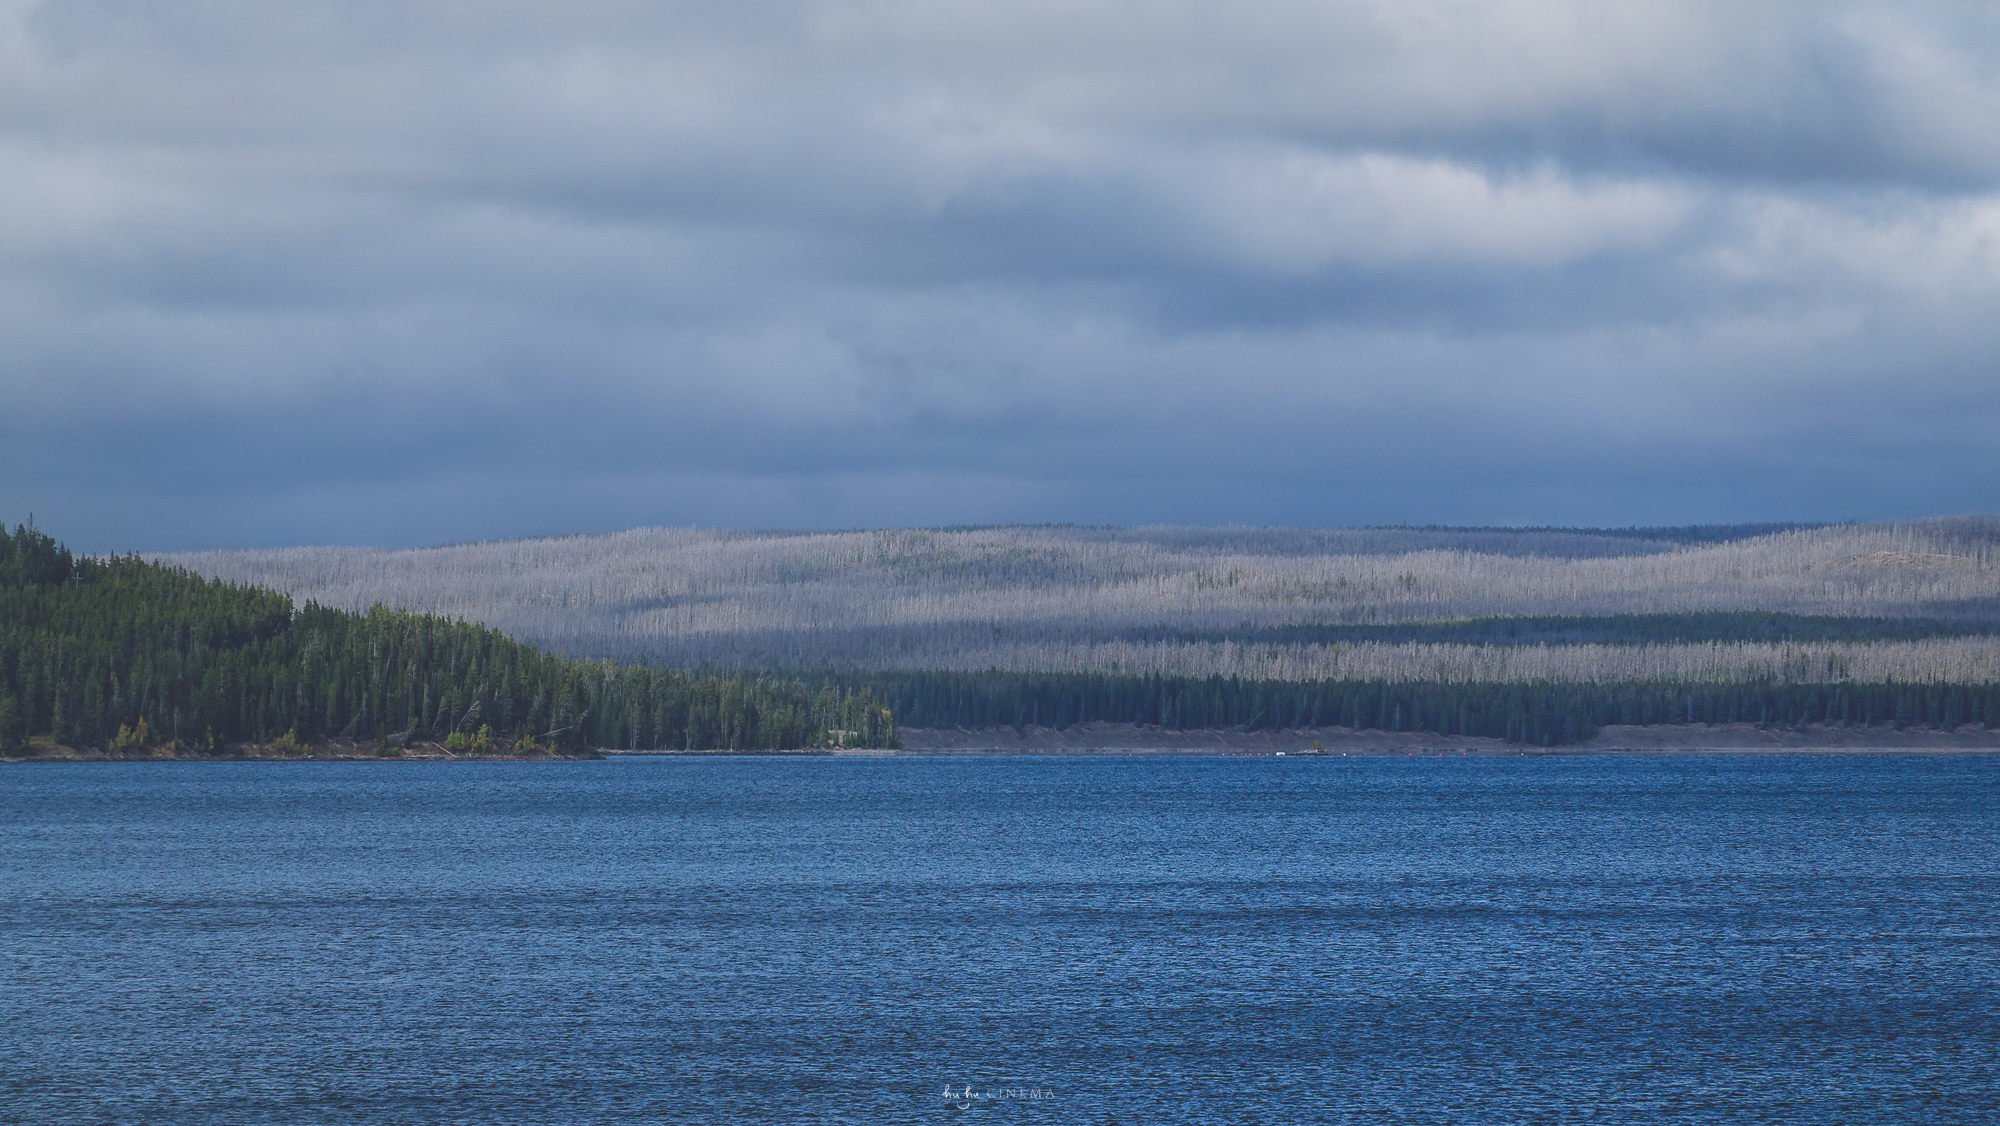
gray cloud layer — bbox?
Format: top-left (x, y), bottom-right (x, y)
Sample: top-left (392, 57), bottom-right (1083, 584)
top-left (4, 1), bottom-right (1998, 550)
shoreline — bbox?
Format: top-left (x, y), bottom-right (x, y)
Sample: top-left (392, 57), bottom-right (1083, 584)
top-left (887, 721), bottom-right (2000, 756)
top-left (1, 736), bottom-right (605, 764)
top-left (10, 721), bottom-right (2000, 762)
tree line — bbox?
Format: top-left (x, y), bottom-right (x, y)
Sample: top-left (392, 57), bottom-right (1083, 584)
top-left (837, 669), bottom-right (2000, 747)
top-left (0, 524), bottom-right (895, 755)
top-left (1136, 611), bottom-right (1991, 648)
top-left (913, 633), bottom-right (1999, 686)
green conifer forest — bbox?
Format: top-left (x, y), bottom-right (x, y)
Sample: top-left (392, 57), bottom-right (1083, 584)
top-left (835, 668), bottom-right (1999, 748)
top-left (0, 524), bottom-right (895, 756)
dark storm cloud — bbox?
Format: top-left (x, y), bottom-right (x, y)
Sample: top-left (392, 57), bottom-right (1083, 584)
top-left (3, 0), bottom-right (1998, 550)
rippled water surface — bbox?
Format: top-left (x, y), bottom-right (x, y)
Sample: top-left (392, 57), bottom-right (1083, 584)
top-left (5, 754), bottom-right (1998, 1124)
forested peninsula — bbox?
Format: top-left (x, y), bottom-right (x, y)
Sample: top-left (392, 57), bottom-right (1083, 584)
top-left (0, 524), bottom-right (896, 759)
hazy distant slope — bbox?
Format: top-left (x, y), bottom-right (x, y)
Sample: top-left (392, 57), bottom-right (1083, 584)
top-left (164, 519), bottom-right (2000, 681)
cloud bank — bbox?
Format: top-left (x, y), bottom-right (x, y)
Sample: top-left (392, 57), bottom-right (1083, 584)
top-left (3, 0), bottom-right (1998, 549)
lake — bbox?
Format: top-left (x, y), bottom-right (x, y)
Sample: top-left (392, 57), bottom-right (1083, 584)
top-left (4, 754), bottom-right (1997, 1124)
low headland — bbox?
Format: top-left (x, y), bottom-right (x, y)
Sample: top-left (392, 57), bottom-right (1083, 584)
top-left (0, 523), bottom-right (898, 763)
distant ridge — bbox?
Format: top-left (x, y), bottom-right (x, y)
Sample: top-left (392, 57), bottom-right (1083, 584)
top-left (162, 518), bottom-right (2000, 687)
top-left (1372, 522), bottom-right (1833, 545)
top-left (136, 519), bottom-right (2000, 745)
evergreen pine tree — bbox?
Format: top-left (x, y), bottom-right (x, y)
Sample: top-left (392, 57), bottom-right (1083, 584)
top-left (0, 694), bottom-right (22, 754)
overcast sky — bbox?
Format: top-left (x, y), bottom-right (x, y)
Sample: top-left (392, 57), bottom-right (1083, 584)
top-left (4, 1), bottom-right (1998, 551)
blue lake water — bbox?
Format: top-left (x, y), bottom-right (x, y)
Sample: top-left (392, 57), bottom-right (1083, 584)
top-left (4, 754), bottom-right (1998, 1124)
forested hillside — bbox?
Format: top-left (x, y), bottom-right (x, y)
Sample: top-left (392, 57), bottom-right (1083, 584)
top-left (167, 519), bottom-right (2000, 683)
top-left (143, 518), bottom-right (2000, 746)
top-left (0, 525), bottom-right (894, 755)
